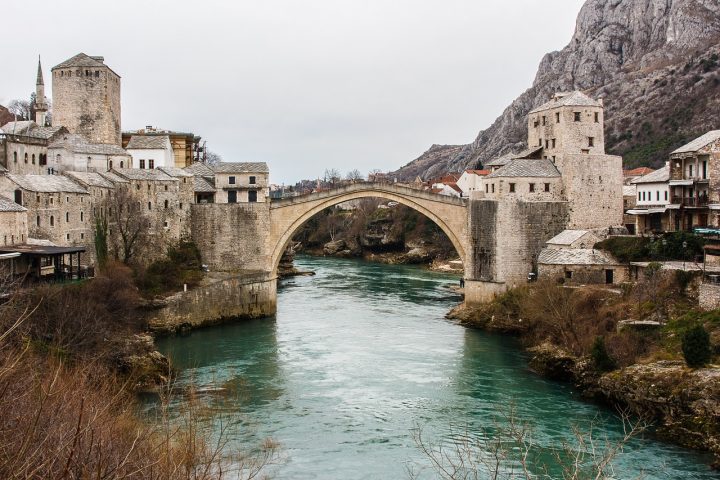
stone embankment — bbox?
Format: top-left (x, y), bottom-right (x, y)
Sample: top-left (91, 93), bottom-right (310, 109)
top-left (145, 271), bottom-right (277, 335)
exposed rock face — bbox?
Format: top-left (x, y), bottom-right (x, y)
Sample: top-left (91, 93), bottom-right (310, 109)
top-left (393, 0), bottom-right (720, 180)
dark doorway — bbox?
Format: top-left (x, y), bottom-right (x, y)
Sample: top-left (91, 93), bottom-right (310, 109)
top-left (248, 191), bottom-right (258, 203)
top-left (605, 269), bottom-right (614, 285)
top-left (14, 189), bottom-right (22, 205)
top-left (228, 191), bottom-right (237, 203)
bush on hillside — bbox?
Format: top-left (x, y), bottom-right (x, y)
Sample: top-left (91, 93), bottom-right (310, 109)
top-left (681, 324), bottom-right (712, 368)
top-left (135, 241), bottom-right (205, 297)
top-left (590, 336), bottom-right (617, 372)
top-left (594, 237), bottom-right (650, 263)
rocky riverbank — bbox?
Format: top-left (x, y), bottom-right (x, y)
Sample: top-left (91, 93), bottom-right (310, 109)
top-left (447, 284), bottom-right (720, 465)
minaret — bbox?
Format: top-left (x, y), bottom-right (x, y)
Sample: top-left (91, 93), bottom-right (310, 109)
top-left (34, 56), bottom-right (48, 126)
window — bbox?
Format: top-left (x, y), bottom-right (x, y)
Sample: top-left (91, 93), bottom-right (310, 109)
top-left (31, 154), bottom-right (35, 165)
top-left (24, 153), bottom-right (28, 164)
top-left (95, 71), bottom-right (99, 77)
top-left (50, 216), bottom-right (54, 227)
top-left (36, 216), bottom-right (40, 227)
top-left (164, 221), bottom-right (169, 228)
top-left (14, 190), bottom-right (22, 205)
top-left (656, 191), bottom-right (660, 201)
top-left (485, 184), bottom-right (489, 193)
top-left (66, 212), bottom-right (69, 222)
top-left (229, 176), bottom-right (236, 185)
top-left (13, 152), bottom-right (17, 163)
top-left (555, 112), bottom-right (560, 123)
top-left (80, 212), bottom-right (84, 221)
top-left (689, 164), bottom-right (694, 178)
top-left (638, 192), bottom-right (641, 201)
top-left (588, 137), bottom-right (594, 147)
top-left (248, 191), bottom-right (258, 202)
top-left (551, 139), bottom-right (556, 148)
top-left (665, 191), bottom-right (668, 201)
top-left (228, 191), bottom-right (237, 203)
top-left (594, 112), bottom-right (599, 123)
top-left (148, 202), bottom-right (152, 211)
top-left (136, 184), bottom-right (140, 190)
top-left (164, 185), bottom-right (168, 191)
top-left (538, 138), bottom-right (542, 146)
top-left (545, 140), bottom-right (549, 149)
top-left (574, 112), bottom-right (581, 122)
top-left (509, 183), bottom-right (516, 193)
top-left (149, 159), bottom-right (154, 169)
top-left (179, 202), bottom-right (183, 209)
top-left (66, 233), bottom-right (70, 241)
top-left (249, 176), bottom-right (256, 185)
top-left (81, 233), bottom-right (84, 239)
top-left (139, 159), bottom-right (145, 169)
top-left (66, 196), bottom-right (69, 203)
top-left (529, 183), bottom-right (535, 192)
top-left (109, 160), bottom-right (113, 170)
top-left (164, 199), bottom-right (169, 209)
top-left (544, 183), bottom-right (550, 192)
top-left (120, 160), bottom-right (124, 168)
top-left (534, 119), bottom-right (539, 127)
top-left (542, 116), bottom-right (546, 126)
top-left (565, 270), bottom-right (573, 279)
top-left (491, 184), bottom-right (495, 193)
top-left (40, 154), bottom-right (46, 166)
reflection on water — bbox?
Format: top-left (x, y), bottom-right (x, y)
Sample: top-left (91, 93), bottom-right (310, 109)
top-left (154, 256), bottom-right (717, 479)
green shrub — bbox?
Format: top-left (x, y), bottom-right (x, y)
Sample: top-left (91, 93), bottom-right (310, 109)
top-left (590, 336), bottom-right (617, 372)
top-left (681, 325), bottom-right (712, 368)
top-left (135, 241), bottom-right (204, 297)
top-left (594, 237), bottom-right (650, 263)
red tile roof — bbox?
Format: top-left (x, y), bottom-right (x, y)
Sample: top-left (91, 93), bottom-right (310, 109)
top-left (624, 167), bottom-right (654, 177)
top-left (465, 169), bottom-right (490, 176)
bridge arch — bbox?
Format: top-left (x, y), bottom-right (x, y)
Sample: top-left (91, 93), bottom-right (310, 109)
top-left (268, 183), bottom-right (468, 278)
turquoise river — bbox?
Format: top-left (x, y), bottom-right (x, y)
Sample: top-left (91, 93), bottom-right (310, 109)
top-left (154, 256), bottom-right (718, 479)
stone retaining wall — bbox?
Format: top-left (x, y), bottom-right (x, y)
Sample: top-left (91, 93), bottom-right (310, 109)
top-left (699, 283), bottom-right (720, 310)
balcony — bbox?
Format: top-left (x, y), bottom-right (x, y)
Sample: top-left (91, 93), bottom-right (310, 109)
top-left (671, 196), bottom-right (709, 207)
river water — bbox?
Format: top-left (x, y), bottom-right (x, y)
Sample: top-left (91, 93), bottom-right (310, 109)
top-left (155, 256), bottom-right (717, 479)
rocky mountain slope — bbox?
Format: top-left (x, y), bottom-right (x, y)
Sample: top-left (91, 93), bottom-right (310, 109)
top-left (393, 0), bottom-right (720, 180)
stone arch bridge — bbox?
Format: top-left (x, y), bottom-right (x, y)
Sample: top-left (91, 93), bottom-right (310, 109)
top-left (268, 183), bottom-right (468, 276)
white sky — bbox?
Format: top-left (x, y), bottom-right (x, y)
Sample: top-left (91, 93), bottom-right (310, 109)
top-left (2, 0), bottom-right (585, 184)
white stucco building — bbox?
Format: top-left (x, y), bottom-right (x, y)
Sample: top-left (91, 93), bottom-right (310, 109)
top-left (125, 135), bottom-right (174, 169)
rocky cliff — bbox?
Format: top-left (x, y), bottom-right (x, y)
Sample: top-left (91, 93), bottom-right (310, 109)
top-left (393, 0), bottom-right (720, 180)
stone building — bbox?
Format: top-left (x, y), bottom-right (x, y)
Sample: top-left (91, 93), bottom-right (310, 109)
top-left (48, 133), bottom-right (130, 173)
top-left (212, 162), bottom-right (269, 203)
top-left (125, 135), bottom-right (175, 169)
top-left (184, 162), bottom-right (216, 203)
top-left (52, 54), bottom-right (121, 146)
top-left (0, 174), bottom-right (92, 250)
top-left (545, 229), bottom-right (600, 249)
top-left (122, 127), bottom-right (203, 168)
top-left (0, 195), bottom-right (28, 246)
top-left (538, 248), bottom-right (627, 285)
top-left (0, 121), bottom-right (67, 175)
top-left (668, 130), bottom-right (720, 230)
top-left (627, 165), bottom-right (671, 234)
top-left (466, 91), bottom-right (624, 301)
top-left (457, 169), bottom-right (489, 195)
top-left (112, 168), bottom-right (193, 242)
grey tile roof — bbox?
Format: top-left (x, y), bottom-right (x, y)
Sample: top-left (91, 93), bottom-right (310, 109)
top-left (546, 230), bottom-right (591, 246)
top-left (213, 162), bottom-right (269, 174)
top-left (0, 121), bottom-right (36, 135)
top-left (484, 153), bottom-right (515, 167)
top-left (113, 168), bottom-right (176, 182)
top-left (184, 162), bottom-right (215, 176)
top-left (158, 166), bottom-right (193, 178)
top-left (538, 248), bottom-right (619, 266)
top-left (194, 176), bottom-right (216, 193)
top-left (513, 146), bottom-right (543, 159)
top-left (0, 195), bottom-right (26, 212)
top-left (48, 133), bottom-right (129, 156)
top-left (671, 130), bottom-right (720, 155)
top-left (485, 158), bottom-right (560, 178)
top-left (7, 174), bottom-right (88, 194)
top-left (126, 135), bottom-right (170, 149)
top-left (631, 165), bottom-right (669, 184)
top-left (52, 53), bottom-right (106, 70)
top-left (98, 171), bottom-right (129, 184)
top-left (64, 171), bottom-right (115, 189)
top-left (529, 91), bottom-right (602, 114)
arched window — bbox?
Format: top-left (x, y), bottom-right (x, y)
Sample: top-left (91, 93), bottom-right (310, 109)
top-left (56, 154), bottom-right (61, 164)
top-left (120, 160), bottom-right (124, 168)
top-left (31, 154), bottom-right (35, 164)
top-left (109, 160), bottom-right (113, 170)
top-left (24, 153), bottom-right (28, 164)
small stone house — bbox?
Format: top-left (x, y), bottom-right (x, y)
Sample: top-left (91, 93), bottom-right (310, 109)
top-left (481, 158), bottom-right (563, 200)
top-left (0, 195), bottom-right (28, 246)
top-left (212, 162), bottom-right (269, 203)
top-left (628, 164), bottom-right (671, 234)
top-left (0, 121), bottom-right (67, 175)
top-left (545, 229), bottom-right (601, 249)
top-left (125, 135), bottom-right (175, 170)
top-left (538, 248), bottom-right (627, 285)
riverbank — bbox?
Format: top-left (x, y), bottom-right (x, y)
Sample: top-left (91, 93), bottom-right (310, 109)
top-left (447, 280), bottom-right (720, 465)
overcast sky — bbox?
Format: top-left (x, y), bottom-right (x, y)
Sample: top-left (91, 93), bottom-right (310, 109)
top-left (3, 0), bottom-right (585, 184)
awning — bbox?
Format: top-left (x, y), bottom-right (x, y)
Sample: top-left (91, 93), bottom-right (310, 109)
top-left (626, 208), bottom-right (667, 215)
top-left (669, 180), bottom-right (694, 186)
top-left (0, 244), bottom-right (86, 255)
top-left (626, 209), bottom-right (649, 215)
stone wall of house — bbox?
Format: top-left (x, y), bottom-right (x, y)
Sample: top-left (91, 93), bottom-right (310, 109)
top-left (147, 272), bottom-right (276, 334)
top-left (0, 210), bottom-right (28, 246)
top-left (191, 203), bottom-right (271, 272)
top-left (538, 263), bottom-right (629, 285)
top-left (466, 197), bottom-right (568, 303)
top-left (52, 67), bottom-right (121, 145)
top-left (561, 153), bottom-right (624, 229)
top-left (480, 176), bottom-right (562, 201)
top-left (1, 139), bottom-right (47, 175)
top-left (699, 283), bottom-right (720, 310)
top-left (124, 177), bottom-right (193, 245)
top-left (527, 105), bottom-right (605, 158)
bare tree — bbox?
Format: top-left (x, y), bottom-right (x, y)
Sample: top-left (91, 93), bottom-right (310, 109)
top-left (324, 168), bottom-right (342, 185)
top-left (206, 150), bottom-right (222, 165)
top-left (6, 99), bottom-right (31, 121)
top-left (346, 169), bottom-right (364, 182)
top-left (95, 187), bottom-right (151, 264)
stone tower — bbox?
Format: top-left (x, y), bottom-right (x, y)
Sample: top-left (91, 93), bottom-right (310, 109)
top-left (527, 91), bottom-right (622, 229)
top-left (51, 53), bottom-right (121, 145)
top-left (34, 57), bottom-right (49, 126)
